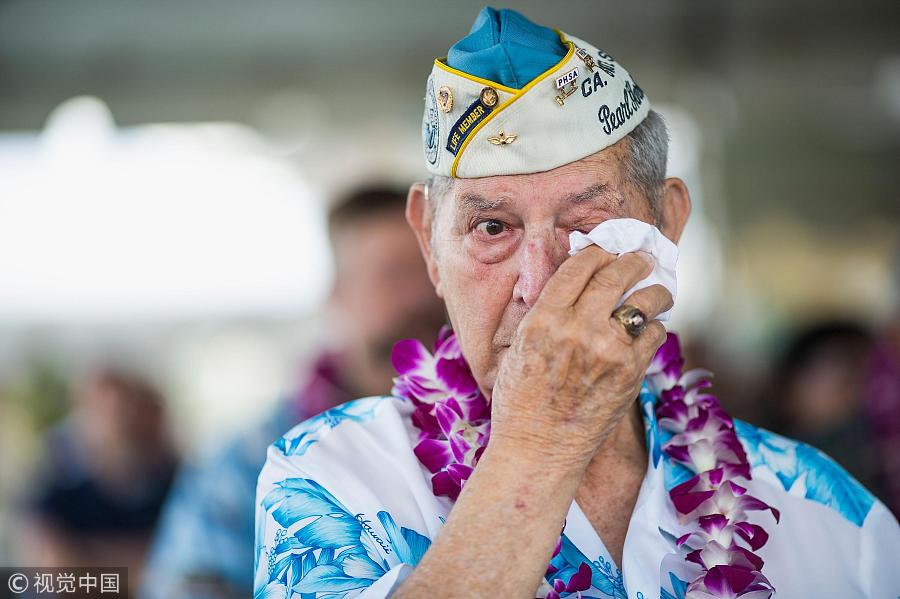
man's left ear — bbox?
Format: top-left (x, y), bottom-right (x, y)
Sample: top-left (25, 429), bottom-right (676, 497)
top-left (658, 177), bottom-right (692, 244)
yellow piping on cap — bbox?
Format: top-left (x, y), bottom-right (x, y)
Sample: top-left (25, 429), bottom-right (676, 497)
top-left (434, 58), bottom-right (520, 95)
top-left (449, 32), bottom-right (575, 178)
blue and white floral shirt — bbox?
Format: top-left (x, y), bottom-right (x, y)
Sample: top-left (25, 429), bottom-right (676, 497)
top-left (254, 393), bottom-right (900, 598)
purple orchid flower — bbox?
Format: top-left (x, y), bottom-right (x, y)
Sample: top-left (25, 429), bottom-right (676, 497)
top-left (685, 564), bottom-right (774, 599)
top-left (669, 473), bottom-right (780, 525)
top-left (547, 561), bottom-right (592, 599)
top-left (676, 514), bottom-right (770, 553)
top-left (664, 410), bottom-right (748, 473)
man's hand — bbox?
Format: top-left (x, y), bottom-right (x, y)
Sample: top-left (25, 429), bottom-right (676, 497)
top-left (394, 247), bottom-right (673, 599)
top-left (490, 246), bottom-right (673, 466)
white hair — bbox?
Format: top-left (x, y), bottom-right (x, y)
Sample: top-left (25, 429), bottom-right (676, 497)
top-left (624, 109), bottom-right (669, 218)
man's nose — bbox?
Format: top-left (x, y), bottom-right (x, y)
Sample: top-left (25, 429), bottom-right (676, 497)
top-left (512, 234), bottom-right (568, 309)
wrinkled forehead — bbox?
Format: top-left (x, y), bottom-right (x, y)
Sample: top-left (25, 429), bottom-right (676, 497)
top-left (444, 148), bottom-right (630, 215)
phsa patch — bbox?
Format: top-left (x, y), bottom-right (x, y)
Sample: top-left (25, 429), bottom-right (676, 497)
top-left (555, 67), bottom-right (579, 89)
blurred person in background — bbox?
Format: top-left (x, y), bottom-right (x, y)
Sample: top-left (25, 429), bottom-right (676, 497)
top-left (20, 367), bottom-right (178, 596)
top-left (763, 322), bottom-right (882, 497)
top-left (866, 249), bottom-right (900, 517)
top-left (139, 186), bottom-right (446, 599)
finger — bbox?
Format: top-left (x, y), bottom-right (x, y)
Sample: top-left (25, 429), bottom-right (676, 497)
top-left (575, 251), bottom-right (654, 314)
top-left (632, 319), bottom-right (667, 362)
top-left (606, 284), bottom-right (671, 344)
top-left (619, 284), bottom-right (674, 322)
top-left (537, 246), bottom-right (618, 309)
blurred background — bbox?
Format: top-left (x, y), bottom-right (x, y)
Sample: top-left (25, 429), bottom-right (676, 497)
top-left (1, 0), bottom-right (898, 596)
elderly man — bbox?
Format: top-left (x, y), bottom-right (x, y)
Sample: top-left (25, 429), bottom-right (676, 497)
top-left (255, 9), bottom-right (899, 599)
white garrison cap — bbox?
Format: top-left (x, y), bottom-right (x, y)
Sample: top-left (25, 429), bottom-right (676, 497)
top-left (422, 8), bottom-right (649, 178)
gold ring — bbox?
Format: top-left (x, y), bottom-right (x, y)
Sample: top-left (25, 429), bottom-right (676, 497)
top-left (611, 304), bottom-right (647, 338)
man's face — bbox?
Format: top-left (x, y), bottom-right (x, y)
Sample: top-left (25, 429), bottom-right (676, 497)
top-left (428, 143), bottom-right (658, 398)
top-left (333, 210), bottom-right (447, 371)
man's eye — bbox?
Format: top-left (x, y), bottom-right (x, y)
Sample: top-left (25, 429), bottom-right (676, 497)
top-left (475, 220), bottom-right (505, 236)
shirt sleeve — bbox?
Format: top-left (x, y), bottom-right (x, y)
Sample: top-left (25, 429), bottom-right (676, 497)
top-left (254, 399), bottom-right (434, 599)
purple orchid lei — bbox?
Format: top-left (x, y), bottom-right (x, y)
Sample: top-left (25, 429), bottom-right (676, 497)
top-left (391, 326), bottom-right (491, 501)
top-left (391, 327), bottom-right (779, 599)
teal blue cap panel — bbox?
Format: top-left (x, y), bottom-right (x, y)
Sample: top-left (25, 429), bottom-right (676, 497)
top-left (446, 7), bottom-right (567, 89)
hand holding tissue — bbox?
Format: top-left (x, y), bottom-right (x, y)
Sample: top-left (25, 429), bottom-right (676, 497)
top-left (568, 218), bottom-right (678, 321)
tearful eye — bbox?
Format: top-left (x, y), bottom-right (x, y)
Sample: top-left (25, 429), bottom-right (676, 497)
top-left (476, 220), bottom-right (505, 236)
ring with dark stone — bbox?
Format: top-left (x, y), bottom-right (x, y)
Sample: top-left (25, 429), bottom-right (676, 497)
top-left (611, 304), bottom-right (647, 338)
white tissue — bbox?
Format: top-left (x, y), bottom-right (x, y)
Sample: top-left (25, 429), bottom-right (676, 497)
top-left (568, 218), bottom-right (678, 321)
